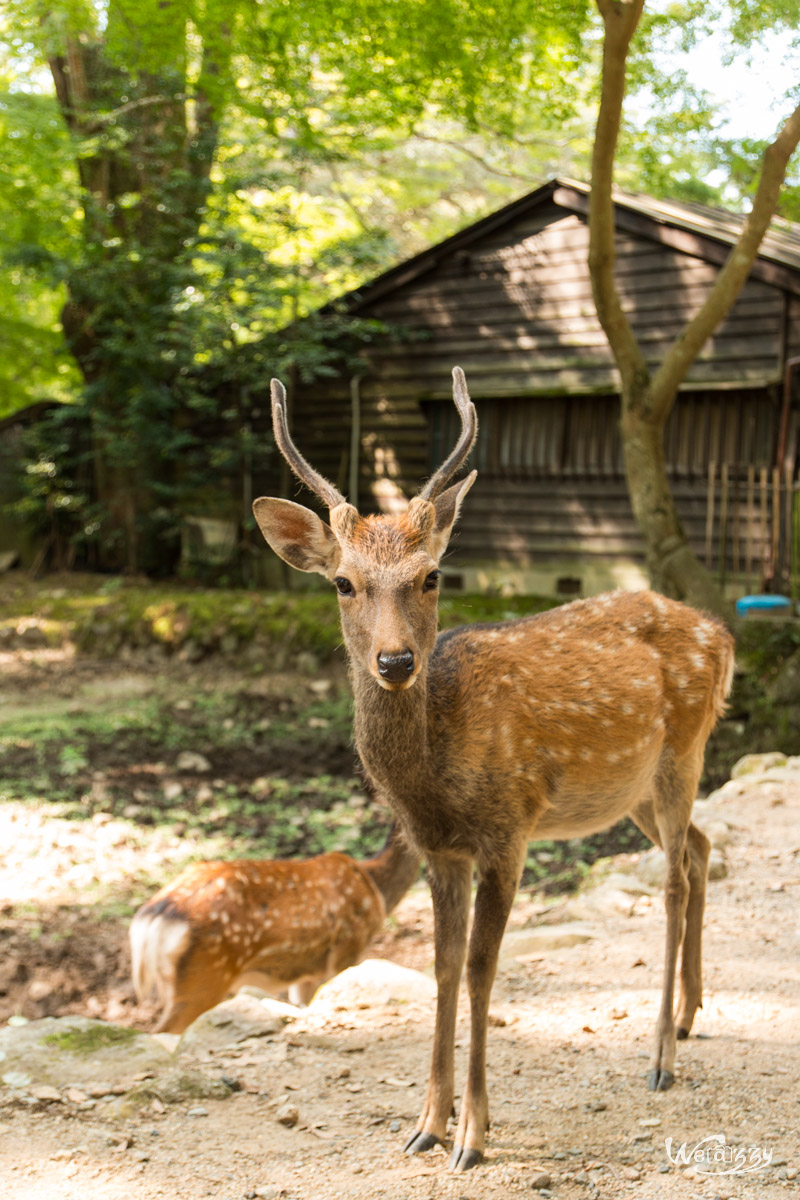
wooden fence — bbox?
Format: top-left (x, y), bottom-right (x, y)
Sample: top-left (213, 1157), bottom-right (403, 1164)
top-left (705, 463), bottom-right (800, 601)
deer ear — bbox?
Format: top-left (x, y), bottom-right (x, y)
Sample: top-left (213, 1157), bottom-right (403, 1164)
top-left (252, 497), bottom-right (340, 576)
top-left (429, 470), bottom-right (477, 560)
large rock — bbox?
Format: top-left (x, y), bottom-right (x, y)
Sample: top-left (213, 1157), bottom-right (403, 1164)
top-left (730, 752), bottom-right (787, 779)
top-left (566, 888), bottom-right (641, 921)
top-left (696, 819), bottom-right (734, 850)
top-left (500, 924), bottom-right (596, 962)
top-left (0, 1017), bottom-right (172, 1090)
top-left (309, 959), bottom-right (436, 1011)
top-left (708, 848), bottom-right (729, 881)
top-left (590, 871), bottom-right (655, 896)
top-left (634, 848), bottom-right (667, 890)
top-left (179, 992), bottom-right (296, 1052)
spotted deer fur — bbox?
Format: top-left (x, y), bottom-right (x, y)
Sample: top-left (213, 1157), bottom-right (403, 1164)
top-left (252, 367), bottom-right (735, 1171)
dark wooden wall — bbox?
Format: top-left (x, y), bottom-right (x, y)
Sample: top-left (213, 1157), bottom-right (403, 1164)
top-left (254, 198), bottom-right (799, 580)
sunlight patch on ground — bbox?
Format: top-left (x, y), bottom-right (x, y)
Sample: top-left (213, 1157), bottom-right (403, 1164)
top-left (0, 801), bottom-right (221, 910)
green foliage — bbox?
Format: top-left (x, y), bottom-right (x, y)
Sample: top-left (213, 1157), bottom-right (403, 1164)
top-left (0, 70), bottom-right (81, 414)
top-left (4, 0), bottom-right (800, 575)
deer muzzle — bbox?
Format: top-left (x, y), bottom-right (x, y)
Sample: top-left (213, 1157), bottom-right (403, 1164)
top-left (376, 649), bottom-right (416, 686)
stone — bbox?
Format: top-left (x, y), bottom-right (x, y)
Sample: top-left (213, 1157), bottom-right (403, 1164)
top-left (577, 885), bottom-right (640, 917)
top-left (310, 959), bottom-right (436, 1011)
top-left (276, 1102), bottom-right (299, 1127)
top-left (707, 849), bottom-right (728, 881)
top-left (705, 779), bottom-right (748, 804)
top-left (176, 751), bottom-right (212, 773)
top-left (178, 993), bottom-right (287, 1051)
top-left (730, 752), bottom-right (787, 779)
top-left (500, 924), bottom-right (596, 962)
top-left (0, 1018), bottom-right (172, 1089)
top-left (125, 1069), bottom-right (230, 1109)
top-left (530, 1172), bottom-right (551, 1188)
top-left (593, 871), bottom-right (656, 896)
top-left (695, 819), bottom-right (734, 850)
top-left (634, 848), bottom-right (667, 889)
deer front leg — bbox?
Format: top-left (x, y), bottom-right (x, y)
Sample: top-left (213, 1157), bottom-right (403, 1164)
top-left (404, 854), bottom-right (472, 1157)
top-left (451, 853), bottom-right (523, 1171)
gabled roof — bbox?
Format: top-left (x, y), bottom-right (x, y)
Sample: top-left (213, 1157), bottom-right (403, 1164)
top-left (341, 176), bottom-right (800, 311)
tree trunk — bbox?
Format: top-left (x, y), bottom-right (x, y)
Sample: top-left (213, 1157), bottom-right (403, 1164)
top-left (47, 13), bottom-right (225, 572)
top-left (621, 389), bottom-right (729, 615)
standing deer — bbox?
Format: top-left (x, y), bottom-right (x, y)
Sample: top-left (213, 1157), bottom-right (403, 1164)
top-left (252, 367), bottom-right (735, 1171)
top-left (130, 826), bottom-right (419, 1033)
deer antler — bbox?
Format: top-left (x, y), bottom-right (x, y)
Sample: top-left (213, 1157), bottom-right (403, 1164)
top-left (418, 366), bottom-right (478, 501)
top-left (271, 379), bottom-right (347, 509)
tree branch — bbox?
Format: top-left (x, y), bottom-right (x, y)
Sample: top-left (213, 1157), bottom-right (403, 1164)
top-left (588, 0), bottom-right (648, 398)
top-left (410, 131), bottom-right (539, 182)
top-left (650, 99), bottom-right (800, 414)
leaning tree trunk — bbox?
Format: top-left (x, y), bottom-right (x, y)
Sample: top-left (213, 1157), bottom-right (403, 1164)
top-left (589, 0), bottom-right (800, 624)
top-left (621, 387), bottom-right (728, 614)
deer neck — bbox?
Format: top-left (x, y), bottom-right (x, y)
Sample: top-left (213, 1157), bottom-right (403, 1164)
top-left (362, 826), bottom-right (421, 913)
top-left (351, 662), bottom-right (436, 801)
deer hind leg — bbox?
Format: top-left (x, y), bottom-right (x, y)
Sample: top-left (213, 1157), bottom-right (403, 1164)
top-left (675, 821), bottom-right (710, 1040)
top-left (633, 755), bottom-right (701, 1092)
top-left (156, 987), bottom-right (225, 1035)
top-left (158, 957), bottom-right (233, 1034)
top-left (404, 853), bottom-right (472, 1158)
top-left (450, 849), bottom-right (525, 1172)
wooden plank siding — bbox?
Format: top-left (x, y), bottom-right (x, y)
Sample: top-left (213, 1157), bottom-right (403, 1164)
top-left (256, 185), bottom-right (800, 593)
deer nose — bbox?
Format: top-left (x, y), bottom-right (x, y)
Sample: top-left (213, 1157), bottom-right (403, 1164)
top-left (377, 650), bottom-right (415, 683)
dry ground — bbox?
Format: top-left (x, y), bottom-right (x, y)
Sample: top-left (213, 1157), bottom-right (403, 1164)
top-left (0, 654), bottom-right (799, 1199)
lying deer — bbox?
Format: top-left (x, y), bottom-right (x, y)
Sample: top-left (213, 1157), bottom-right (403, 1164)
top-left (252, 367), bottom-right (735, 1171)
top-left (130, 826), bottom-right (420, 1033)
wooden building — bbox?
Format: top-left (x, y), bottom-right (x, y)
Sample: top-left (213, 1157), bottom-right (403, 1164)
top-left (260, 178), bottom-right (800, 597)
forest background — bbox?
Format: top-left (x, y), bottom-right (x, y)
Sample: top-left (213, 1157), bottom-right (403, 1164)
top-left (1, 0), bottom-right (800, 587)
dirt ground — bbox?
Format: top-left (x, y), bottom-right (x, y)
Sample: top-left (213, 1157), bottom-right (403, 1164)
top-left (1, 654), bottom-right (799, 1199)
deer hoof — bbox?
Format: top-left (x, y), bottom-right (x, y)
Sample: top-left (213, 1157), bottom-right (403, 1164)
top-left (647, 1068), bottom-right (675, 1092)
top-left (450, 1145), bottom-right (484, 1172)
top-left (403, 1130), bottom-right (443, 1156)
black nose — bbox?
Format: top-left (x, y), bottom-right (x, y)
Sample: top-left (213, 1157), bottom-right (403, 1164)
top-left (377, 650), bottom-right (415, 683)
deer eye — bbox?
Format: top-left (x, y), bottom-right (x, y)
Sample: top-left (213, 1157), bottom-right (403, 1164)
top-left (334, 576), bottom-right (354, 597)
top-left (422, 570), bottom-right (441, 593)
